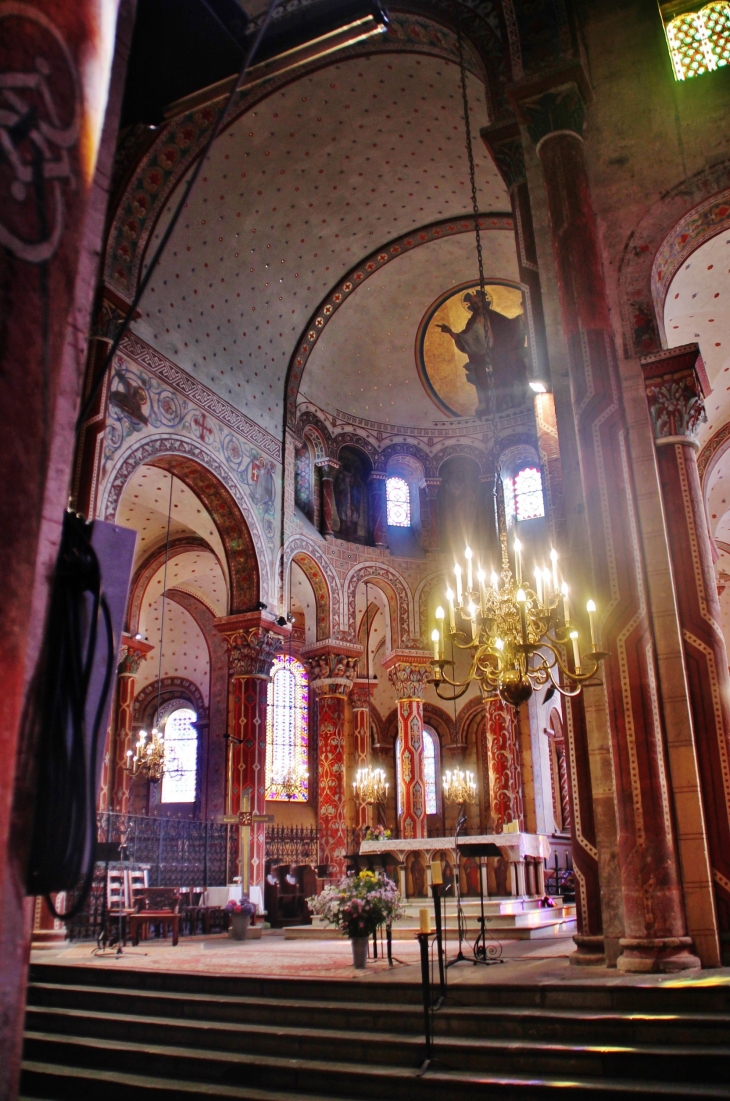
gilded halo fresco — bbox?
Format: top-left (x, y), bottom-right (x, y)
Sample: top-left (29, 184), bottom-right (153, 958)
top-left (416, 281), bottom-right (528, 419)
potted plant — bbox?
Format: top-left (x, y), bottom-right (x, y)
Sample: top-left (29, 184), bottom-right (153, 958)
top-left (364, 825), bottom-right (392, 841)
top-left (226, 895), bottom-right (256, 940)
top-left (307, 870), bottom-right (405, 968)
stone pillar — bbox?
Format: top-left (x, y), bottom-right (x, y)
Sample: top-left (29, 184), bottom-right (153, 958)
top-left (534, 389), bottom-right (604, 963)
top-left (480, 121), bottom-right (549, 382)
top-left (642, 344), bottom-right (730, 965)
top-left (302, 644), bottom-right (361, 876)
top-left (421, 478), bottom-right (441, 551)
top-left (517, 82), bottom-right (699, 972)
top-left (368, 471), bottom-right (388, 547)
top-left (351, 680), bottom-right (374, 832)
top-left (484, 699), bottom-right (523, 832)
top-left (317, 460), bottom-right (340, 539)
top-left (383, 652), bottom-right (431, 839)
top-left (110, 636), bottom-right (153, 814)
top-left (216, 613), bottom-right (289, 893)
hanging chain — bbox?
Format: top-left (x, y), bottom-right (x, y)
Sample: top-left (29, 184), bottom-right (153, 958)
top-left (453, 2), bottom-right (498, 439)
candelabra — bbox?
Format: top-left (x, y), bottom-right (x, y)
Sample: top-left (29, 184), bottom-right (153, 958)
top-left (353, 766), bottom-right (389, 805)
top-left (442, 768), bottom-right (477, 805)
top-left (431, 472), bottom-right (607, 708)
top-left (125, 727), bottom-right (167, 783)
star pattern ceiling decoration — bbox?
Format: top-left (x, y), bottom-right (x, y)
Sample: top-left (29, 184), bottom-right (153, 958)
top-left (130, 52), bottom-right (507, 438)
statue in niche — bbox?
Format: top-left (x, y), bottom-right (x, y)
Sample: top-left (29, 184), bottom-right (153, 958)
top-left (334, 447), bottom-right (369, 544)
top-left (438, 289), bottom-right (528, 415)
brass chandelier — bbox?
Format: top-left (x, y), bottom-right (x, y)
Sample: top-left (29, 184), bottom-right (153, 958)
top-left (126, 727), bottom-right (167, 783)
top-left (442, 767), bottom-right (477, 806)
top-left (353, 766), bottom-right (389, 805)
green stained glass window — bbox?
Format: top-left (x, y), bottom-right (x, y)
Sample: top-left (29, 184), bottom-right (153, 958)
top-left (666, 3), bottom-right (730, 80)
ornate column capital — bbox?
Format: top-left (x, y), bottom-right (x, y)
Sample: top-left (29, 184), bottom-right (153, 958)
top-left (382, 650), bottom-right (432, 701)
top-left (480, 120), bottom-right (526, 191)
top-left (350, 678), bottom-right (376, 710)
top-left (301, 640), bottom-right (362, 697)
top-left (215, 611), bottom-right (290, 679)
top-left (511, 79), bottom-right (588, 152)
top-left (118, 633), bottom-right (154, 676)
top-left (315, 459), bottom-right (340, 477)
top-left (640, 343), bottom-right (708, 447)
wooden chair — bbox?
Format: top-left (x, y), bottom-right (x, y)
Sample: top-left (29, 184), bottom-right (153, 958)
top-left (129, 887), bottom-right (180, 947)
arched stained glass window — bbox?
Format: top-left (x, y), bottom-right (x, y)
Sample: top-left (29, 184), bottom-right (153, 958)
top-left (665, 3), bottom-right (730, 80)
top-left (266, 655), bottom-right (308, 801)
top-left (395, 727), bottom-right (438, 816)
top-left (386, 476), bottom-right (411, 527)
top-left (506, 466), bottom-right (545, 523)
top-left (160, 707), bottom-right (198, 804)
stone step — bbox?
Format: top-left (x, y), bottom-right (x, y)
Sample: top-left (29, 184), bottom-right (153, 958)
top-left (21, 1032), bottom-right (730, 1100)
top-left (23, 1007), bottom-right (730, 1083)
top-left (25, 981), bottom-right (730, 1045)
top-left (295, 914), bottom-right (578, 940)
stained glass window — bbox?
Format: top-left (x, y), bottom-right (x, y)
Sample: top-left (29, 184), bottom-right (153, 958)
top-left (395, 727), bottom-right (439, 816)
top-left (665, 3), bottom-right (730, 80)
top-left (266, 655), bottom-right (308, 801)
top-left (160, 707), bottom-right (197, 804)
top-left (386, 476), bottom-right (411, 527)
top-left (514, 467), bottom-right (545, 522)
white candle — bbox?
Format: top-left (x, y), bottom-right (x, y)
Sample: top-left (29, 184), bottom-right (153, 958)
top-left (431, 628), bottom-right (440, 661)
top-left (465, 546), bottom-right (473, 592)
top-left (550, 548), bottom-right (559, 592)
top-left (445, 588), bottom-right (455, 631)
top-left (514, 538), bottom-right (522, 585)
top-left (454, 563), bottom-right (462, 605)
top-left (587, 599), bottom-right (598, 651)
top-left (435, 606), bottom-right (445, 657)
top-left (477, 568), bottom-right (487, 615)
top-left (467, 601), bottom-right (478, 639)
top-left (534, 566), bottom-right (542, 604)
top-left (561, 581), bottom-right (570, 625)
top-left (570, 629), bottom-right (581, 671)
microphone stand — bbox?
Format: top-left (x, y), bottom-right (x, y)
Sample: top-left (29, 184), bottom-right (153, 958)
top-left (445, 803), bottom-right (469, 969)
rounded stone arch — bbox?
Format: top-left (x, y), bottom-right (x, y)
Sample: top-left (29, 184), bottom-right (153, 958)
top-left (382, 708), bottom-right (399, 751)
top-left (296, 412), bottom-right (333, 460)
top-left (126, 535), bottom-right (218, 635)
top-left (335, 434), bottom-right (379, 466)
top-left (618, 159), bottom-right (730, 358)
top-left (344, 562), bottom-right (415, 650)
top-left (422, 703), bottom-right (456, 748)
top-left (290, 549), bottom-right (332, 642)
top-left (102, 435), bottom-right (269, 608)
top-left (431, 442), bottom-right (492, 478)
top-left (415, 571), bottom-right (449, 647)
top-left (458, 696), bottom-right (487, 746)
top-left (380, 442), bottom-right (431, 477)
top-left (284, 535), bottom-right (342, 635)
top-left (134, 676), bottom-right (207, 727)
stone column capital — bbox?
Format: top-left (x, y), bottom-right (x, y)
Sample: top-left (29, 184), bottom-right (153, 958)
top-left (640, 343), bottom-right (708, 446)
top-left (350, 678), bottom-right (377, 710)
top-left (480, 120), bottom-right (526, 191)
top-left (118, 633), bottom-right (154, 676)
top-left (510, 77), bottom-right (589, 151)
top-left (215, 611), bottom-right (290, 679)
top-left (301, 641), bottom-right (362, 697)
top-left (368, 470), bottom-right (388, 482)
top-left (315, 459), bottom-right (340, 476)
top-left (382, 650), bottom-right (432, 700)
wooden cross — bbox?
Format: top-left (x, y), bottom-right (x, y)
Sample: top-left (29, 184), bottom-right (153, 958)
top-left (221, 792), bottom-right (273, 893)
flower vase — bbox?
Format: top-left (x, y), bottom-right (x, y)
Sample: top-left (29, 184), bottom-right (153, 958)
top-left (229, 913), bottom-right (251, 941)
top-left (350, 936), bottom-right (368, 969)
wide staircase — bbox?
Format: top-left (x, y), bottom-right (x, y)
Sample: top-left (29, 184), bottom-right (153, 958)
top-left (21, 960), bottom-right (730, 1100)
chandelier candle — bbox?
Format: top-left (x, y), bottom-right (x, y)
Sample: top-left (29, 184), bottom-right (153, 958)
top-left (586, 600), bottom-right (598, 651)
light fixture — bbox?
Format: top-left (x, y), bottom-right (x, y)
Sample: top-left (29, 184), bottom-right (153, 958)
top-left (529, 380), bottom-right (548, 393)
top-left (442, 768), bottom-right (477, 806)
top-left (126, 727), bottom-right (166, 784)
top-left (353, 766), bottom-right (389, 805)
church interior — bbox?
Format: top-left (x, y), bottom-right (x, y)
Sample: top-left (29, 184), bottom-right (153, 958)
top-left (3, 0), bottom-right (730, 1097)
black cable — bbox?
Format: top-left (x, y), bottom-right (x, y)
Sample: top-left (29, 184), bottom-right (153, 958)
top-left (75, 0), bottom-right (284, 435)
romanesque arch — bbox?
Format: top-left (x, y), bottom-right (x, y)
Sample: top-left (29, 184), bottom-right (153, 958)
top-left (284, 536), bottom-right (341, 638)
top-left (134, 676), bottom-right (207, 726)
top-left (343, 562), bottom-right (415, 649)
top-left (125, 535), bottom-right (221, 636)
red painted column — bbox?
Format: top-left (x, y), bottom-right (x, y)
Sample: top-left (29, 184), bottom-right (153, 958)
top-left (642, 344), bottom-right (730, 965)
top-left (303, 646), bottom-right (360, 877)
top-left (318, 461), bottom-right (340, 540)
top-left (517, 84), bottom-right (698, 971)
top-left (484, 699), bottom-right (523, 832)
top-left (109, 636), bottom-right (153, 814)
top-left (383, 654), bottom-right (431, 840)
top-left (216, 613), bottom-right (289, 893)
top-left (351, 681), bottom-right (373, 832)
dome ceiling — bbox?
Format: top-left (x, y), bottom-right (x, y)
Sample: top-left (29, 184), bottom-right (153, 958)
top-left (131, 50), bottom-right (510, 438)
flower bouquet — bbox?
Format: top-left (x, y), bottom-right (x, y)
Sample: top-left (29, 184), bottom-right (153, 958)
top-left (226, 894), bottom-right (256, 940)
top-left (364, 825), bottom-right (392, 841)
top-left (307, 870), bottom-right (405, 967)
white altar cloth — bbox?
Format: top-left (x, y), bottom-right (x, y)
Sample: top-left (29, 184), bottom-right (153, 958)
top-left (359, 832), bottom-right (551, 863)
top-left (203, 884), bottom-right (264, 914)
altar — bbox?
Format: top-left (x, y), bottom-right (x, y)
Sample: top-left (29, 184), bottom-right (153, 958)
top-left (359, 833), bottom-right (552, 900)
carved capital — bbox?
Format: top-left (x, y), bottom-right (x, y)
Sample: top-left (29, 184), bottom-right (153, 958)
top-left (215, 611), bottom-right (290, 679)
top-left (480, 122), bottom-right (525, 191)
top-left (301, 641), bottom-right (362, 698)
top-left (350, 679), bottom-right (376, 710)
top-left (118, 634), bottom-right (154, 677)
top-left (640, 343), bottom-right (708, 444)
top-left (382, 650), bottom-right (432, 701)
top-left (517, 82), bottom-right (586, 149)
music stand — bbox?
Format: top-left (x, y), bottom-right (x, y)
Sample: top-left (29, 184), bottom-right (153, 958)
top-left (95, 841), bottom-right (128, 956)
top-left (457, 840), bottom-right (503, 966)
top-left (445, 807), bottom-right (469, 969)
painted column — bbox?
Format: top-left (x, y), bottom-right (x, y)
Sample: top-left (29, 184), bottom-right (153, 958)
top-left (351, 680), bottom-right (374, 832)
top-left (317, 460), bottom-right (340, 539)
top-left (517, 83), bottom-right (698, 971)
top-left (642, 344), bottom-right (730, 964)
top-left (110, 636), bottom-right (153, 814)
top-left (368, 471), bottom-right (388, 547)
top-left (383, 653), bottom-right (431, 840)
top-left (480, 121), bottom-right (549, 382)
top-left (534, 389), bottom-right (604, 963)
top-left (484, 699), bottom-right (523, 832)
top-left (303, 645), bottom-right (361, 876)
top-left (421, 478), bottom-right (441, 551)
top-left (216, 613), bottom-right (289, 893)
